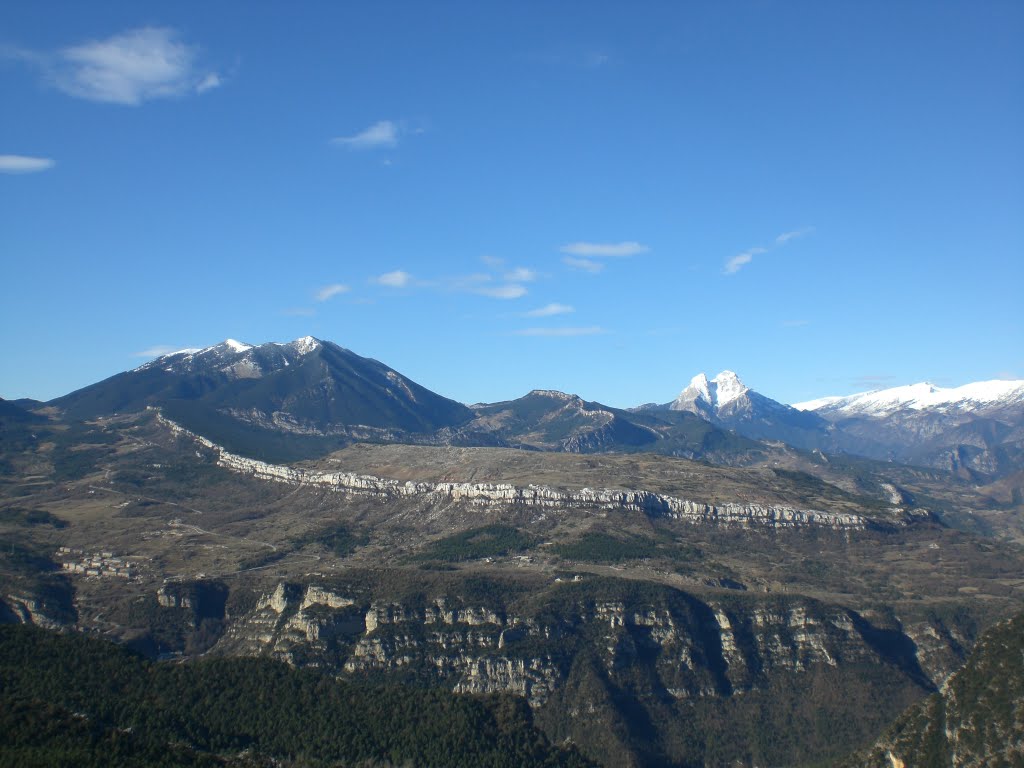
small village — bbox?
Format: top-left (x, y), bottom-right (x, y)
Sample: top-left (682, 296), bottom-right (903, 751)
top-left (56, 547), bottom-right (140, 580)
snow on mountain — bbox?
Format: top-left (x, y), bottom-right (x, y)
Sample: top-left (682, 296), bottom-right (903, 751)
top-left (136, 337), bottom-right (324, 374)
top-left (794, 379), bottom-right (1024, 417)
top-left (670, 371), bottom-right (750, 412)
top-left (224, 339), bottom-right (253, 353)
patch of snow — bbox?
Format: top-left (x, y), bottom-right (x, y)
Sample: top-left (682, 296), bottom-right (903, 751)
top-left (289, 336), bottom-right (321, 355)
top-left (223, 339), bottom-right (252, 353)
top-left (712, 371), bottom-right (748, 407)
top-left (791, 395), bottom-right (846, 412)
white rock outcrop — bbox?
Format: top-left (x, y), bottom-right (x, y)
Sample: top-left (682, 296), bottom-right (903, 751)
top-left (158, 413), bottom-right (867, 530)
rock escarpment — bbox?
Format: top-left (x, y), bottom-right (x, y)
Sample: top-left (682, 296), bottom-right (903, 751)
top-left (158, 413), bottom-right (870, 530)
top-left (212, 577), bottom-right (968, 767)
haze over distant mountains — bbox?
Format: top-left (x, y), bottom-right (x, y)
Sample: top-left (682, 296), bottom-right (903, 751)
top-left (24, 336), bottom-right (1024, 479)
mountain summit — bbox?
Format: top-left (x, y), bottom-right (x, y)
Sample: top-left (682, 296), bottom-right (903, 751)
top-left (657, 370), bottom-right (830, 449)
top-left (670, 371), bottom-right (751, 416)
top-left (53, 336), bottom-right (474, 440)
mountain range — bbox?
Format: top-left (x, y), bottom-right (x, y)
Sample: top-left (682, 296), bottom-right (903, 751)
top-left (37, 336), bottom-right (1023, 480)
top-left (4, 334), bottom-right (1023, 767)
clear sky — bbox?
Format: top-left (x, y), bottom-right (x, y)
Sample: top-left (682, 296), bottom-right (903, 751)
top-left (2, 1), bottom-right (1022, 408)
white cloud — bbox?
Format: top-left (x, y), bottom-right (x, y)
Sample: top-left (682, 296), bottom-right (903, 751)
top-left (775, 227), bottom-right (814, 245)
top-left (524, 303), bottom-right (574, 318)
top-left (331, 120), bottom-right (398, 149)
top-left (477, 284), bottom-right (527, 299)
top-left (562, 256), bottom-right (604, 273)
top-left (513, 326), bottom-right (605, 337)
top-left (314, 283), bottom-right (350, 302)
top-left (374, 270), bottom-right (413, 288)
top-left (560, 241), bottom-right (649, 257)
top-left (724, 226), bottom-right (814, 275)
top-left (723, 247), bottom-right (766, 275)
top-left (51, 27), bottom-right (220, 105)
top-left (0, 155), bottom-right (55, 173)
top-left (480, 255), bottom-right (505, 267)
top-left (504, 267), bottom-right (537, 282)
top-left (195, 71), bottom-right (222, 93)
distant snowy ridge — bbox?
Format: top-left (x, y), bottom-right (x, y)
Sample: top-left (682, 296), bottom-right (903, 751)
top-left (794, 379), bottom-right (1024, 417)
top-left (135, 336), bottom-right (321, 373)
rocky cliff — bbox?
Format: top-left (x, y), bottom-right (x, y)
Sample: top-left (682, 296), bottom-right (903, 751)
top-left (210, 575), bottom-right (970, 767)
top-left (158, 412), bottom-right (873, 530)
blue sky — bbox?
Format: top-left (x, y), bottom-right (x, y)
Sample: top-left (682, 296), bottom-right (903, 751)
top-left (2, 1), bottom-right (1022, 407)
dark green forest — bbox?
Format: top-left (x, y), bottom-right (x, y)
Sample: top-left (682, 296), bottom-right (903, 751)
top-left (0, 625), bottom-right (593, 768)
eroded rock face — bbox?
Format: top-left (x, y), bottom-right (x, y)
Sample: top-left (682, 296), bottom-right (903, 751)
top-left (214, 580), bottom-right (963, 713)
top-left (159, 414), bottom-right (869, 530)
top-left (0, 594), bottom-right (67, 630)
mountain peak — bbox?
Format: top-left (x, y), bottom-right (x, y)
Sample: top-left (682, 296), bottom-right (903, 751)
top-left (527, 389), bottom-right (587, 407)
top-left (222, 339), bottom-right (253, 353)
top-left (276, 336), bottom-right (321, 355)
top-left (710, 370), bottom-right (747, 407)
top-left (673, 370), bottom-right (749, 411)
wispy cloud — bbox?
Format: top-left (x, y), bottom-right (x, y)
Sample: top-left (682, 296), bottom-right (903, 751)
top-left (513, 326), bottom-right (605, 337)
top-left (480, 255), bottom-right (504, 267)
top-left (0, 155), bottom-right (54, 173)
top-left (560, 241), bottom-right (649, 257)
top-left (781, 319), bottom-right (810, 328)
top-left (314, 283), bottom-right (350, 302)
top-left (523, 303), bottom-right (574, 318)
top-left (562, 256), bottom-right (604, 273)
top-left (723, 247), bottom-right (766, 275)
top-left (724, 227), bottom-right (813, 275)
top-left (504, 267), bottom-right (537, 282)
top-left (21, 27), bottom-right (224, 105)
top-left (331, 120), bottom-right (398, 150)
top-left (373, 270), bottom-right (413, 288)
top-left (477, 284), bottom-right (527, 299)
top-left (195, 72), bottom-right (222, 93)
top-left (775, 227), bottom-right (814, 246)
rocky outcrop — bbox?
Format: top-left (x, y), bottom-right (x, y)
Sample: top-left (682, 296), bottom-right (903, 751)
top-left (158, 413), bottom-right (869, 530)
top-left (0, 593), bottom-right (67, 631)
top-left (214, 580), bottom-right (964, 711)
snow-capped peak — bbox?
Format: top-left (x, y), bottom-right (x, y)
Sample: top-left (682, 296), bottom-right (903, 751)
top-left (271, 336), bottom-right (322, 355)
top-left (793, 379), bottom-right (1024, 416)
top-left (711, 370), bottom-right (747, 407)
top-left (671, 370), bottom-right (750, 411)
top-left (686, 373), bottom-right (711, 403)
top-left (223, 339), bottom-right (252, 353)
